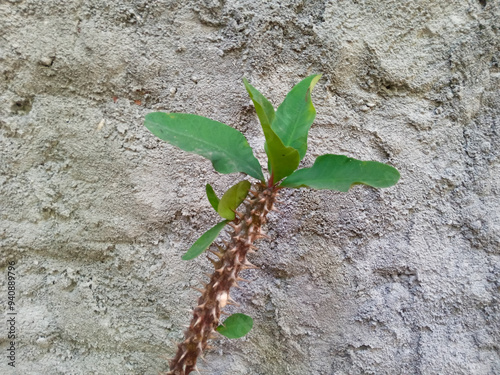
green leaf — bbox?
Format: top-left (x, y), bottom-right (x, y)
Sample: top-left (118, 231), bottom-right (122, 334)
top-left (145, 112), bottom-right (264, 181)
top-left (243, 79), bottom-right (300, 182)
top-left (216, 313), bottom-right (254, 339)
top-left (217, 180), bottom-right (251, 220)
top-left (181, 221), bottom-right (227, 260)
top-left (272, 74), bottom-right (322, 160)
top-left (206, 184), bottom-right (219, 212)
top-left (242, 78), bottom-right (276, 128)
top-left (280, 154), bottom-right (400, 192)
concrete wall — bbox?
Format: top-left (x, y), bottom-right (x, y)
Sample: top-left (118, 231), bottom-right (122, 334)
top-left (1, 0), bottom-right (499, 374)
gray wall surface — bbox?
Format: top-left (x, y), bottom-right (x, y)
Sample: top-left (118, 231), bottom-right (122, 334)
top-left (1, 0), bottom-right (499, 374)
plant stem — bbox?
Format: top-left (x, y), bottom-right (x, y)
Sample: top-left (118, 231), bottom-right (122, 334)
top-left (167, 182), bottom-right (279, 375)
top-left (268, 172), bottom-right (274, 188)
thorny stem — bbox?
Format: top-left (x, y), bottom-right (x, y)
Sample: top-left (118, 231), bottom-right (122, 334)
top-left (167, 182), bottom-right (279, 375)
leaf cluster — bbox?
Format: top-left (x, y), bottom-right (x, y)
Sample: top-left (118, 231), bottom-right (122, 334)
top-left (144, 74), bottom-right (400, 339)
top-left (145, 75), bottom-right (399, 193)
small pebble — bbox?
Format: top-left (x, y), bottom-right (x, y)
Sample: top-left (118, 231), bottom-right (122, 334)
top-left (36, 337), bottom-right (49, 348)
top-left (480, 141), bottom-right (491, 152)
top-left (97, 119), bottom-right (105, 131)
top-left (470, 220), bottom-right (482, 231)
top-left (190, 76), bottom-right (199, 83)
top-left (40, 56), bottom-right (54, 66)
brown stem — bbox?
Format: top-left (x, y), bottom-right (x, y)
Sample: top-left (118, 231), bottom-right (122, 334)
top-left (167, 182), bottom-right (279, 375)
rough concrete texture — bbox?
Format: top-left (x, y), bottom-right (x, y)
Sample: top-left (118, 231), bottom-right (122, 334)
top-left (1, 0), bottom-right (499, 374)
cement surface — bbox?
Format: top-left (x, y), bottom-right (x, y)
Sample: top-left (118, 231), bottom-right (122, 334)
top-left (1, 0), bottom-right (499, 374)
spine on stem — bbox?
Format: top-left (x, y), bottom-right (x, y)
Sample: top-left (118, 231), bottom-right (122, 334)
top-left (167, 183), bottom-right (278, 375)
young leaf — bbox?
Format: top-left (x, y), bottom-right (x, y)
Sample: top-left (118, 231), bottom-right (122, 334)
top-left (216, 313), bottom-right (254, 339)
top-left (205, 184), bottom-right (220, 212)
top-left (217, 180), bottom-right (251, 220)
top-left (242, 78), bottom-right (275, 128)
top-left (243, 79), bottom-right (300, 182)
top-left (280, 154), bottom-right (400, 192)
top-left (272, 74), bottom-right (322, 160)
top-left (144, 112), bottom-right (265, 181)
top-left (181, 221), bottom-right (228, 260)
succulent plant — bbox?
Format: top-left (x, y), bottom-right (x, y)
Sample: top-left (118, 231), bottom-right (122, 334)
top-left (144, 74), bottom-right (400, 375)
